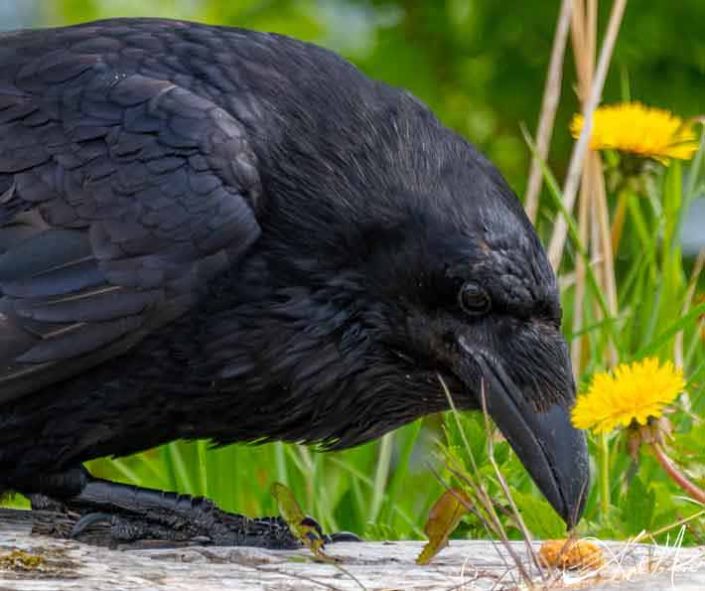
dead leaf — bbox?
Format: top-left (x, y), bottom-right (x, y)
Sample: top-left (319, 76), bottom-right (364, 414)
top-left (416, 488), bottom-right (471, 565)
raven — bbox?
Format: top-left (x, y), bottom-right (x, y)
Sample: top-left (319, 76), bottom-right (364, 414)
top-left (0, 18), bottom-right (588, 546)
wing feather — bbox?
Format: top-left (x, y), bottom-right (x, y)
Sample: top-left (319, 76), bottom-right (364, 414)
top-left (0, 49), bottom-right (262, 402)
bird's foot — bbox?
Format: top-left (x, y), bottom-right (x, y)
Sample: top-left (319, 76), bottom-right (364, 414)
top-left (29, 478), bottom-right (359, 549)
top-left (67, 506), bottom-right (300, 549)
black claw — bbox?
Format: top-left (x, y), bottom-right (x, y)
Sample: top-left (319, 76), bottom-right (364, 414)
top-left (300, 515), bottom-right (325, 538)
top-left (325, 531), bottom-right (363, 543)
top-left (71, 512), bottom-right (113, 538)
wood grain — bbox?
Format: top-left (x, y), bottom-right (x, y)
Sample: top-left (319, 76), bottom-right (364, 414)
top-left (1, 509), bottom-right (703, 590)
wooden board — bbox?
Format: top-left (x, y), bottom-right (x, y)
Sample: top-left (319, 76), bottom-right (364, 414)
top-left (1, 509), bottom-right (704, 590)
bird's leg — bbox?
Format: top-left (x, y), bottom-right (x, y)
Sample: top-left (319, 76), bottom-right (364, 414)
top-left (19, 468), bottom-right (357, 548)
top-left (64, 478), bottom-right (300, 548)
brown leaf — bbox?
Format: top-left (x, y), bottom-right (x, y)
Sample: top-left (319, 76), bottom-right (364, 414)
top-left (416, 488), bottom-right (471, 565)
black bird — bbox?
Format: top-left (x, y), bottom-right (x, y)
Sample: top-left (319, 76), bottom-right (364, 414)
top-left (0, 18), bottom-right (588, 546)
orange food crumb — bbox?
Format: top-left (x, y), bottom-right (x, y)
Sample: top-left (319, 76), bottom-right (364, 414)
top-left (539, 539), bottom-right (604, 570)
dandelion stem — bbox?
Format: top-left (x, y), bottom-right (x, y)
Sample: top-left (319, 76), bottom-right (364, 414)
top-left (598, 432), bottom-right (610, 518)
top-left (650, 442), bottom-right (705, 504)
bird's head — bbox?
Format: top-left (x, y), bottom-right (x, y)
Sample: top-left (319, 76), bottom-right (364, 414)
top-left (331, 157), bottom-right (590, 528)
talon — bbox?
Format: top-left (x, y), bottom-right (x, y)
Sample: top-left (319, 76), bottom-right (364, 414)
top-left (326, 531), bottom-right (362, 543)
top-left (300, 515), bottom-right (325, 539)
top-left (71, 512), bottom-right (113, 538)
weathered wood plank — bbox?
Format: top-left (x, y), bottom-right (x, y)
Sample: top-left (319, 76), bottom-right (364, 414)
top-left (1, 509), bottom-right (703, 590)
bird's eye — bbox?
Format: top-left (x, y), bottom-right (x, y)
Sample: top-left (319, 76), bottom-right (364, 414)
top-left (458, 282), bottom-right (490, 316)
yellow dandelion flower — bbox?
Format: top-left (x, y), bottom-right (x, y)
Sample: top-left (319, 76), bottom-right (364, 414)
top-left (571, 358), bottom-right (685, 435)
top-left (570, 102), bottom-right (698, 161)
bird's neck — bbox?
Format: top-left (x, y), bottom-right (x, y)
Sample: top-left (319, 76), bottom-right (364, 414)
top-left (182, 257), bottom-right (448, 449)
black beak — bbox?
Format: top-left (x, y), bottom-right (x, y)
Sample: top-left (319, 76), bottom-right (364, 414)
top-left (469, 349), bottom-right (589, 528)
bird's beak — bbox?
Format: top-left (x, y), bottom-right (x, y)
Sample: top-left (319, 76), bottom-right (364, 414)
top-left (466, 348), bottom-right (589, 528)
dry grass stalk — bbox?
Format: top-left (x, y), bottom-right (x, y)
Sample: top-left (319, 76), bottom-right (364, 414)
top-left (610, 193), bottom-right (629, 251)
top-left (565, 0), bottom-right (622, 371)
top-left (547, 0), bottom-right (628, 270)
top-left (478, 382), bottom-right (546, 579)
top-left (591, 152), bottom-right (619, 365)
top-left (524, 0), bottom-right (573, 223)
top-left (569, 0), bottom-right (596, 376)
top-left (571, 166), bottom-right (593, 375)
top-left (439, 376), bottom-right (548, 587)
